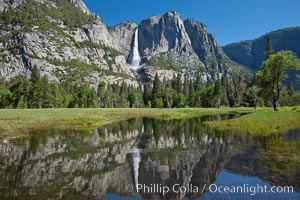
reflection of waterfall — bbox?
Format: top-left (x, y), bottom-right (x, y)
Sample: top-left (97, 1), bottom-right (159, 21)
top-left (130, 28), bottom-right (141, 70)
top-left (129, 147), bottom-right (141, 191)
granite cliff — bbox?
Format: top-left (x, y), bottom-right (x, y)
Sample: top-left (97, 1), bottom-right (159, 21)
top-left (0, 0), bottom-right (239, 87)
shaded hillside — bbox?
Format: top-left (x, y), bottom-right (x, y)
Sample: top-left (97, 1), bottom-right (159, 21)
top-left (223, 27), bottom-right (300, 71)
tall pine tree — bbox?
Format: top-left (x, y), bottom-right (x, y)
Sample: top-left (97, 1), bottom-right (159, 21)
top-left (29, 65), bottom-right (42, 108)
top-left (266, 35), bottom-right (274, 60)
top-left (152, 73), bottom-right (163, 108)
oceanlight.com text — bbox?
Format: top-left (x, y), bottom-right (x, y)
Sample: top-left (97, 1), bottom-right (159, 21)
top-left (125, 183), bottom-right (294, 196)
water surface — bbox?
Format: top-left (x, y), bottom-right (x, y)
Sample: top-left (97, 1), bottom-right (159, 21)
top-left (0, 115), bottom-right (299, 200)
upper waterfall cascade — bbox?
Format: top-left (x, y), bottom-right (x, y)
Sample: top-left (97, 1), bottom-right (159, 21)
top-left (130, 28), bottom-right (141, 70)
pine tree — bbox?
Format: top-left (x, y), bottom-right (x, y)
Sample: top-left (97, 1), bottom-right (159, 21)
top-left (188, 79), bottom-right (196, 107)
top-left (174, 73), bottom-right (182, 93)
top-left (0, 77), bottom-right (11, 108)
top-left (9, 75), bottom-right (30, 108)
top-left (143, 83), bottom-right (152, 107)
top-left (127, 87), bottom-right (136, 108)
top-left (266, 35), bottom-right (274, 60)
top-left (220, 76), bottom-right (229, 106)
top-left (29, 65), bottom-right (42, 108)
top-left (41, 75), bottom-right (53, 108)
top-left (97, 81), bottom-right (106, 107)
top-left (194, 73), bottom-right (203, 106)
top-left (50, 83), bottom-right (64, 108)
top-left (183, 75), bottom-right (189, 99)
top-left (120, 82), bottom-right (128, 107)
top-left (152, 73), bottom-right (163, 108)
top-left (213, 79), bottom-right (222, 108)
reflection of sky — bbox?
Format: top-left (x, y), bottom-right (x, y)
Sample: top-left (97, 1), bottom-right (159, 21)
top-left (102, 193), bottom-right (143, 200)
top-left (102, 148), bottom-right (142, 200)
top-left (197, 170), bottom-right (300, 200)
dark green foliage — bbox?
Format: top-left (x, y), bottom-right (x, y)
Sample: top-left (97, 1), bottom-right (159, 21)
top-left (50, 82), bottom-right (64, 108)
top-left (200, 83), bottom-right (215, 107)
top-left (29, 65), bottom-right (42, 108)
top-left (151, 73), bottom-right (163, 108)
top-left (213, 79), bottom-right (222, 108)
top-left (258, 51), bottom-right (300, 110)
top-left (9, 75), bottom-right (30, 108)
top-left (0, 78), bottom-right (11, 108)
top-left (0, 65), bottom-right (145, 109)
top-left (266, 35), bottom-right (274, 60)
top-left (173, 73), bottom-right (183, 93)
top-left (1, 54), bottom-right (299, 109)
top-left (1, 68), bottom-right (299, 109)
top-left (172, 93), bottom-right (186, 108)
top-left (188, 79), bottom-right (196, 107)
top-left (127, 90), bottom-right (136, 108)
top-left (143, 84), bottom-right (152, 107)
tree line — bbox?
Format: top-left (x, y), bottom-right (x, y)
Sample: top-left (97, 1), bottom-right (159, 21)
top-left (0, 65), bottom-right (143, 109)
top-left (0, 37), bottom-right (300, 109)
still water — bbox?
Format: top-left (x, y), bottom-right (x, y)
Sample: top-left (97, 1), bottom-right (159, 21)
top-left (0, 115), bottom-right (300, 200)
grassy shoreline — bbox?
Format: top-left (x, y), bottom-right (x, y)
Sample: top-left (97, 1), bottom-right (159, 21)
top-left (0, 107), bottom-right (258, 138)
top-left (1, 107), bottom-right (299, 138)
top-left (206, 108), bottom-right (300, 136)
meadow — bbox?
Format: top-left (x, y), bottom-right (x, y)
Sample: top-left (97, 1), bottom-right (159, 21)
top-left (0, 107), bottom-right (299, 138)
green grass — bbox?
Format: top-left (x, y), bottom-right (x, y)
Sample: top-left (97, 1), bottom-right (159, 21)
top-left (0, 107), bottom-right (256, 138)
top-left (206, 107), bottom-right (300, 136)
top-left (2, 107), bottom-right (298, 138)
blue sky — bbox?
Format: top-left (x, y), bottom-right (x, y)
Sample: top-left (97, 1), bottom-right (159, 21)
top-left (83, 0), bottom-right (300, 45)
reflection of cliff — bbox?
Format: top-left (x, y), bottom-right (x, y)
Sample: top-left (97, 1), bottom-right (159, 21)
top-left (0, 126), bottom-right (140, 200)
top-left (225, 129), bottom-right (300, 191)
top-left (0, 116), bottom-right (256, 200)
top-left (127, 123), bottom-right (251, 200)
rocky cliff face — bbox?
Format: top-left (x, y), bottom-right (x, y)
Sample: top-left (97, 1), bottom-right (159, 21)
top-left (109, 21), bottom-right (137, 60)
top-left (138, 11), bottom-right (193, 57)
top-left (184, 18), bottom-right (232, 75)
top-left (0, 1), bottom-right (239, 86)
top-left (136, 11), bottom-right (236, 81)
top-left (0, 0), bottom-right (138, 87)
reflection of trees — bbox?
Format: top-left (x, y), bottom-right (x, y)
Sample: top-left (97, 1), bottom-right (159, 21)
top-left (133, 117), bottom-right (251, 200)
top-left (2, 115), bottom-right (298, 200)
top-left (0, 127), bottom-right (140, 200)
top-left (226, 130), bottom-right (300, 191)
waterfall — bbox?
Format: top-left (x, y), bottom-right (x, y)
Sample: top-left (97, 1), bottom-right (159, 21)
top-left (130, 28), bottom-right (141, 70)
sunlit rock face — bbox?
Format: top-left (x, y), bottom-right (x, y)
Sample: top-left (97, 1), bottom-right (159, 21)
top-left (0, 1), bottom-right (239, 86)
top-left (0, 0), bottom-right (139, 88)
top-left (109, 21), bottom-right (137, 60)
